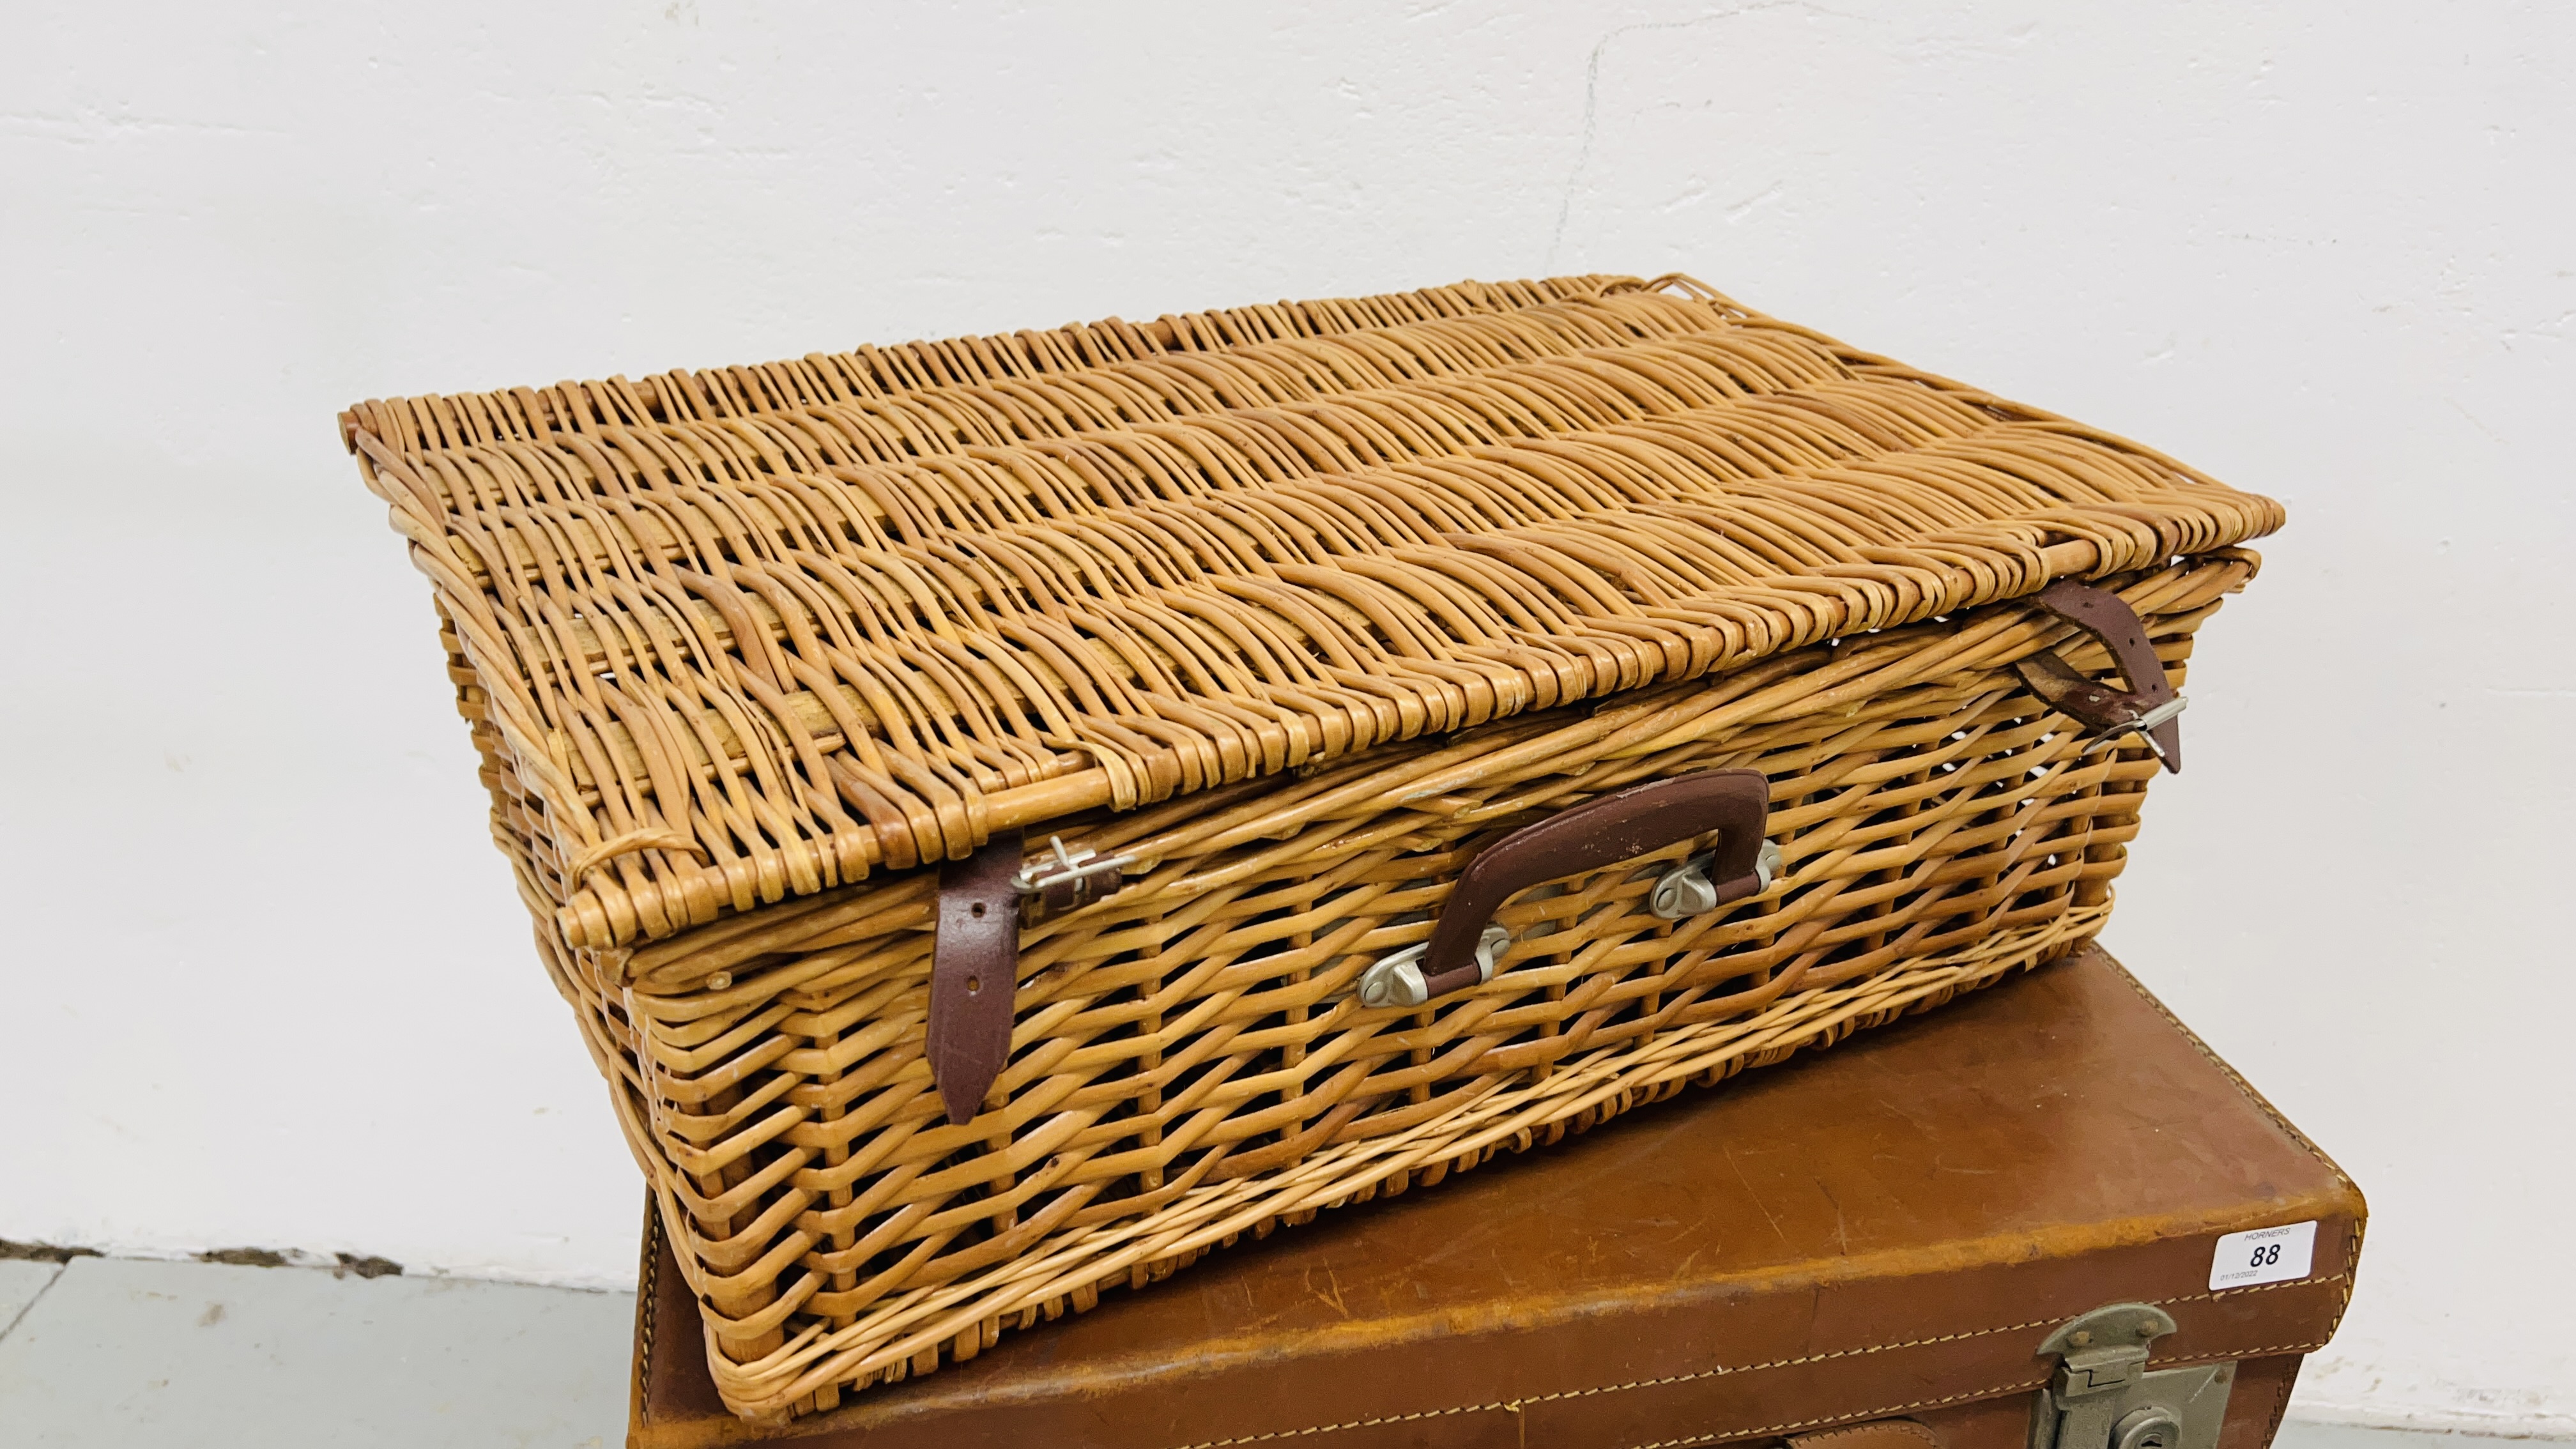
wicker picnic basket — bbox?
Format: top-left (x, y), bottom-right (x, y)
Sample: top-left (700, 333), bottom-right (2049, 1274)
top-left (341, 273), bottom-right (2280, 1420)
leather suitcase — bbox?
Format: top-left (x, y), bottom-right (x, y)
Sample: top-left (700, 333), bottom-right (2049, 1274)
top-left (626, 944), bottom-right (2363, 1449)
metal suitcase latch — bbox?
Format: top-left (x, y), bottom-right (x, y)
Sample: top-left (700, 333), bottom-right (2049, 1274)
top-left (2029, 1304), bottom-right (2235, 1449)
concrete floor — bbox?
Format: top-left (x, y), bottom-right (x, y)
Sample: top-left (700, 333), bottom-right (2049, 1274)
top-left (0, 1255), bottom-right (2538, 1448)
top-left (0, 1256), bottom-right (630, 1446)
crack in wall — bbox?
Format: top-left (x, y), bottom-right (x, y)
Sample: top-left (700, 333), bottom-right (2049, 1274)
top-left (1544, 3), bottom-right (1854, 272)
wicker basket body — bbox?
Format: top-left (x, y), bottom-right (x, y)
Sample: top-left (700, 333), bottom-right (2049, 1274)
top-left (343, 275), bottom-right (2279, 1419)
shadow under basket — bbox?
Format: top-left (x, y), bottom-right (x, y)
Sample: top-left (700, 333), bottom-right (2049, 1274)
top-left (339, 271), bottom-right (2282, 1419)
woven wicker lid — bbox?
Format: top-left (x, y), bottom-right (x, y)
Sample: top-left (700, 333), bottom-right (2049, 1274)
top-left (341, 273), bottom-right (2282, 953)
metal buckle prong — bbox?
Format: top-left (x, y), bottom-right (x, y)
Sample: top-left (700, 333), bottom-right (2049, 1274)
top-left (2081, 694), bottom-right (2189, 758)
top-left (1010, 834), bottom-right (1137, 897)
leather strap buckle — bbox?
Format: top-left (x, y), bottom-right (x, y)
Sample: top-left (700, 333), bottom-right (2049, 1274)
top-left (2014, 580), bottom-right (2187, 773)
top-left (1012, 834), bottom-right (1135, 917)
top-left (929, 832), bottom-right (1135, 1125)
top-left (2078, 694), bottom-right (2189, 762)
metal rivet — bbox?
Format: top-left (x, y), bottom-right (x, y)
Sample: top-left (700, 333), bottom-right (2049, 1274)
top-left (2138, 1322), bottom-right (2156, 1338)
top-left (2069, 1331), bottom-right (2092, 1347)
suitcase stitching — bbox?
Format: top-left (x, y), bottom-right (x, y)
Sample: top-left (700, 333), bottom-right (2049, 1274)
top-left (2098, 955), bottom-right (2368, 1333)
top-left (636, 1196), bottom-right (661, 1420)
top-left (1620, 1349), bottom-right (2336, 1449)
top-left (1156, 1282), bottom-right (2346, 1449)
top-left (1162, 1326), bottom-right (2058, 1446)
top-left (2257, 1355), bottom-right (2301, 1448)
top-left (2097, 958), bottom-right (2359, 1195)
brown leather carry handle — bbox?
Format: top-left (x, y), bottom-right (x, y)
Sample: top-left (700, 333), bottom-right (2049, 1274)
top-left (1786, 1419), bottom-right (1943, 1449)
top-left (1363, 769), bottom-right (1774, 1008)
top-left (2014, 580), bottom-right (2186, 772)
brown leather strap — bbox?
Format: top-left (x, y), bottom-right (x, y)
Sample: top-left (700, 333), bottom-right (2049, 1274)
top-left (930, 830), bottom-right (1023, 1126)
top-left (2016, 579), bottom-right (2184, 772)
top-left (1786, 1418), bottom-right (1943, 1449)
top-left (1417, 769), bottom-right (1770, 998)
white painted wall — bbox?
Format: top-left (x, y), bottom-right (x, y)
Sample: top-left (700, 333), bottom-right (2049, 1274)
top-left (4, 1), bottom-right (2568, 1431)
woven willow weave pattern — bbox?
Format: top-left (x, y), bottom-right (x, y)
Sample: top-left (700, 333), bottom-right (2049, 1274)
top-left (342, 274), bottom-right (2280, 1419)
